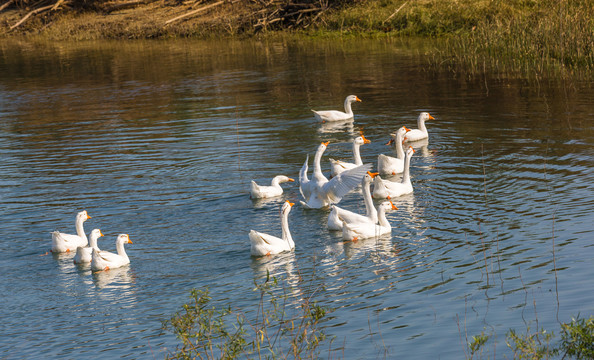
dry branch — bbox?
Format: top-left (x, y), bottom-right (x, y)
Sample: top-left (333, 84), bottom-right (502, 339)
top-left (164, 0), bottom-right (224, 25)
top-left (383, 1), bottom-right (407, 25)
top-left (103, 0), bottom-right (154, 13)
top-left (0, 0), bottom-right (14, 12)
top-left (9, 2), bottom-right (56, 30)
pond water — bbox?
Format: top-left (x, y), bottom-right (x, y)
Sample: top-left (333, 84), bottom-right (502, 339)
top-left (0, 38), bottom-right (592, 359)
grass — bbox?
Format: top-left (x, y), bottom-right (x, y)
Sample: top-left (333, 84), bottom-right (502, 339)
top-left (162, 271), bottom-right (333, 359)
top-left (314, 0), bottom-right (593, 79)
top-left (1, 0), bottom-right (592, 79)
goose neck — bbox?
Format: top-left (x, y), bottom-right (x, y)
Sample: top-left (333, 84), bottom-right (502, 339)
top-left (344, 99), bottom-right (354, 116)
top-left (116, 241), bottom-right (130, 261)
top-left (363, 180), bottom-right (377, 221)
top-left (75, 219), bottom-right (88, 242)
top-left (418, 117), bottom-right (427, 132)
top-left (281, 211), bottom-right (294, 248)
top-left (377, 207), bottom-right (390, 227)
top-left (352, 142), bottom-right (363, 165)
top-left (313, 146), bottom-right (325, 177)
top-left (401, 152), bottom-right (411, 184)
top-left (395, 132), bottom-right (405, 159)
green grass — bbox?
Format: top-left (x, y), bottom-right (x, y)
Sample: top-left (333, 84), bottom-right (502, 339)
top-left (312, 0), bottom-right (593, 79)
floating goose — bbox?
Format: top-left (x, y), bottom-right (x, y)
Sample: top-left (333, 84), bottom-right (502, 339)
top-left (312, 95), bottom-right (361, 122)
top-left (373, 146), bottom-right (415, 199)
top-left (329, 133), bottom-right (371, 178)
top-left (327, 171), bottom-right (379, 231)
top-left (250, 175), bottom-right (294, 199)
top-left (378, 126), bottom-right (410, 175)
top-left (51, 210), bottom-right (91, 253)
top-left (91, 234), bottom-right (132, 272)
top-left (249, 201), bottom-right (295, 256)
top-left (73, 229), bottom-right (104, 264)
top-left (341, 201), bottom-right (398, 241)
top-left (299, 142), bottom-right (372, 209)
top-left (405, 112), bottom-right (435, 142)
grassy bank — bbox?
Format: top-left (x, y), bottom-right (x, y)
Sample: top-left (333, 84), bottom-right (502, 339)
top-left (1, 0), bottom-right (592, 79)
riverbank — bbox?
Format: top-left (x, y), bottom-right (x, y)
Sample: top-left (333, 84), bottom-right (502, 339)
top-left (1, 0), bottom-right (593, 79)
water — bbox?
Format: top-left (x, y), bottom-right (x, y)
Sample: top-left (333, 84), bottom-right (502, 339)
top-left (0, 38), bottom-right (593, 359)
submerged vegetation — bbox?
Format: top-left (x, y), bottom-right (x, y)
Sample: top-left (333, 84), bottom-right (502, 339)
top-left (1, 0), bottom-right (592, 79)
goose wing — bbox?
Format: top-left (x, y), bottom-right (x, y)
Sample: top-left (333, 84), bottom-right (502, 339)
top-left (322, 163), bottom-right (372, 204)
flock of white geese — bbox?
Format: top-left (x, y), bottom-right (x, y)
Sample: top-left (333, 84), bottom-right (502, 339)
top-left (249, 95), bottom-right (435, 256)
top-left (50, 95), bottom-right (435, 268)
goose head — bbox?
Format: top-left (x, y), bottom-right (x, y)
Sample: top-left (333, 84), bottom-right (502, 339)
top-left (77, 210), bottom-right (91, 221)
top-left (364, 171), bottom-right (379, 184)
top-left (117, 234), bottom-right (133, 245)
top-left (406, 146), bottom-right (416, 157)
top-left (380, 200), bottom-right (398, 212)
top-left (275, 175), bottom-right (295, 184)
top-left (354, 133), bottom-right (371, 146)
top-left (419, 112), bottom-right (435, 123)
top-left (281, 201), bottom-right (295, 215)
top-left (89, 229), bottom-right (104, 247)
top-left (346, 95), bottom-right (362, 104)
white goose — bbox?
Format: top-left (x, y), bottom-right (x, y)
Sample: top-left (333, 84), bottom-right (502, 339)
top-left (405, 112), bottom-right (435, 142)
top-left (378, 126), bottom-right (410, 175)
top-left (312, 95), bottom-right (362, 122)
top-left (373, 146), bottom-right (415, 199)
top-left (249, 201), bottom-right (295, 256)
top-left (299, 142), bottom-right (372, 209)
top-left (327, 171), bottom-right (379, 231)
top-left (250, 175), bottom-right (294, 199)
top-left (341, 201), bottom-right (398, 241)
top-left (329, 133), bottom-right (371, 177)
top-left (73, 229), bottom-right (104, 264)
top-left (51, 210), bottom-right (91, 253)
top-left (91, 234), bottom-right (132, 272)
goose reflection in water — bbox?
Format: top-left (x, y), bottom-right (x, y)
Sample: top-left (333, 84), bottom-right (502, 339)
top-left (250, 252), bottom-right (305, 302)
top-left (250, 195), bottom-right (289, 210)
top-left (91, 267), bottom-right (135, 294)
top-left (250, 252), bottom-right (297, 282)
top-left (317, 119), bottom-right (355, 135)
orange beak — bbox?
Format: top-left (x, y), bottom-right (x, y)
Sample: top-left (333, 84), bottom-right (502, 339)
top-left (288, 201), bottom-right (295, 207)
top-left (390, 201), bottom-right (398, 210)
top-left (386, 138), bottom-right (394, 146)
top-left (404, 126), bottom-right (411, 132)
top-left (367, 171), bottom-right (379, 178)
top-left (288, 178), bottom-right (295, 182)
top-left (355, 96), bottom-right (362, 102)
top-left (128, 239), bottom-right (133, 244)
top-left (410, 146), bottom-right (416, 153)
top-left (428, 114), bottom-right (435, 120)
top-left (361, 134), bottom-right (371, 144)
top-left (322, 141), bottom-right (330, 146)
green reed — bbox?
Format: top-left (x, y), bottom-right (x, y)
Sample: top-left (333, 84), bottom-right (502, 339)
top-left (317, 0), bottom-right (593, 79)
top-left (162, 271), bottom-right (332, 359)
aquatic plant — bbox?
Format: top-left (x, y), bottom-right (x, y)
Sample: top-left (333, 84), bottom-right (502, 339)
top-left (162, 271), bottom-right (331, 359)
top-left (465, 316), bottom-right (594, 359)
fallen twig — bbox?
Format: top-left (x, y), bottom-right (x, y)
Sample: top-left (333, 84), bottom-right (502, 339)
top-left (0, 0), bottom-right (14, 12)
top-left (103, 0), bottom-right (154, 13)
top-left (383, 1), bottom-right (407, 25)
top-left (10, 2), bottom-right (58, 30)
top-left (164, 0), bottom-right (224, 25)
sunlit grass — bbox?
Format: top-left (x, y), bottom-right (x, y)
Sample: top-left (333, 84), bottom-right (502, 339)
top-left (315, 0), bottom-right (593, 79)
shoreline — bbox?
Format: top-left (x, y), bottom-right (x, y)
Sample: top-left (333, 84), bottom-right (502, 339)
top-left (1, 0), bottom-right (592, 80)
